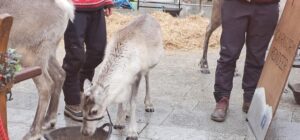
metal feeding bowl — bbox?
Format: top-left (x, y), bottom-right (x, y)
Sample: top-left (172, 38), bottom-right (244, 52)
top-left (44, 123), bottom-right (112, 140)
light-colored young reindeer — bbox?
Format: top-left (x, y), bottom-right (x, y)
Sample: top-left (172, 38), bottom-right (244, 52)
top-left (81, 15), bottom-right (164, 140)
top-left (0, 0), bottom-right (74, 139)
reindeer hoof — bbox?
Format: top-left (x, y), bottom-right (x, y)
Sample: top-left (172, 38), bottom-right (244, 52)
top-left (200, 68), bottom-right (210, 74)
top-left (51, 123), bottom-right (56, 128)
top-left (199, 59), bottom-right (210, 74)
top-left (126, 136), bottom-right (138, 140)
top-left (42, 119), bottom-right (56, 130)
top-left (114, 125), bottom-right (125, 130)
top-left (234, 72), bottom-right (241, 77)
top-left (145, 108), bottom-right (154, 112)
top-left (23, 132), bottom-right (42, 140)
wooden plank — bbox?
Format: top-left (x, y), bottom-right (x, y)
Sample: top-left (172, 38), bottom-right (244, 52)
top-left (0, 83), bottom-right (12, 136)
top-left (0, 14), bottom-right (13, 136)
top-left (0, 93), bottom-right (7, 139)
top-left (257, 0), bottom-right (300, 116)
top-left (14, 67), bottom-right (42, 84)
top-left (0, 14), bottom-right (13, 63)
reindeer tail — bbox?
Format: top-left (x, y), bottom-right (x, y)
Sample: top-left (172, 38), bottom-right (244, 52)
top-left (55, 0), bottom-right (75, 21)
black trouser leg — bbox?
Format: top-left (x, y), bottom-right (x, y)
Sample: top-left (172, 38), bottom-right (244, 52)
top-left (79, 9), bottom-right (107, 91)
top-left (243, 3), bottom-right (279, 102)
top-left (63, 9), bottom-right (107, 105)
top-left (62, 12), bottom-right (88, 105)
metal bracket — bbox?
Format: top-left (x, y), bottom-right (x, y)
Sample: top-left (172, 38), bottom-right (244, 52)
top-left (6, 91), bottom-right (13, 101)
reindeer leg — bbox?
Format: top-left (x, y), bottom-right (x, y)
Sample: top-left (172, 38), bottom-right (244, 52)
top-left (200, 0), bottom-right (222, 74)
top-left (200, 23), bottom-right (221, 74)
top-left (234, 69), bottom-right (241, 77)
top-left (144, 72), bottom-right (154, 112)
top-left (200, 23), bottom-right (213, 74)
top-left (114, 103), bottom-right (126, 129)
top-left (125, 102), bottom-right (131, 120)
top-left (126, 74), bottom-right (141, 140)
top-left (23, 68), bottom-right (53, 140)
top-left (43, 56), bottom-right (66, 129)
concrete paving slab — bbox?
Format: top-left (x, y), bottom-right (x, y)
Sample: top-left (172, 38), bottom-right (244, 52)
top-left (7, 108), bottom-right (35, 125)
top-left (8, 122), bottom-right (30, 140)
top-left (292, 108), bottom-right (300, 123)
top-left (7, 80), bottom-right (38, 110)
top-left (193, 104), bottom-right (248, 136)
top-left (266, 122), bottom-right (300, 140)
top-left (139, 125), bottom-right (246, 140)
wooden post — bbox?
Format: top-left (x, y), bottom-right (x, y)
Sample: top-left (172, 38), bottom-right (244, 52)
top-left (0, 14), bottom-right (13, 136)
top-left (0, 83), bottom-right (12, 138)
top-left (0, 94), bottom-right (7, 140)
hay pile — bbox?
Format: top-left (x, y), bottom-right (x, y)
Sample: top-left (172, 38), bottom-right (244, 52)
top-left (106, 12), bottom-right (221, 50)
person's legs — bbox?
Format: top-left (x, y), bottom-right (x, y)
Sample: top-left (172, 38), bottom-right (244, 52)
top-left (211, 0), bottom-right (251, 122)
top-left (63, 11), bottom-right (88, 121)
top-left (79, 9), bottom-right (107, 91)
top-left (214, 0), bottom-right (251, 102)
top-left (242, 3), bottom-right (279, 112)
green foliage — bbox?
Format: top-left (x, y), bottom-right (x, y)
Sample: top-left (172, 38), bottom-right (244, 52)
top-left (0, 48), bottom-right (21, 88)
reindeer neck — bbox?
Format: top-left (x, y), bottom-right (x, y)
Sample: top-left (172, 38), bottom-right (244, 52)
top-left (96, 40), bottom-right (131, 85)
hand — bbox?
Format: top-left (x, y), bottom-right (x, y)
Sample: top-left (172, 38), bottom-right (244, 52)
top-left (104, 7), bottom-right (112, 17)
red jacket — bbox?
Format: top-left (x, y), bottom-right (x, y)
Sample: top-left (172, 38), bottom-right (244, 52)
top-left (72, 0), bottom-right (113, 10)
top-left (0, 116), bottom-right (8, 140)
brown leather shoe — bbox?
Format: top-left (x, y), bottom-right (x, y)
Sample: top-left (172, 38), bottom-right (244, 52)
top-left (242, 102), bottom-right (251, 113)
top-left (211, 97), bottom-right (229, 122)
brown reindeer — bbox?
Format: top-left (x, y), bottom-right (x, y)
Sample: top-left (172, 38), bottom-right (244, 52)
top-left (0, 0), bottom-right (74, 139)
top-left (199, 0), bottom-right (223, 74)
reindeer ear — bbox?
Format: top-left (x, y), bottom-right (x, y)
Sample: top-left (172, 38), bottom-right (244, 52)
top-left (83, 79), bottom-right (92, 90)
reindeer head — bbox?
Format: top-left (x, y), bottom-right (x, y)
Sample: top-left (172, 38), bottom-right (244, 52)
top-left (81, 79), bottom-right (108, 136)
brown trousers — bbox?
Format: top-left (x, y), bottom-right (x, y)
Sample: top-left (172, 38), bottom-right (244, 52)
top-left (214, 0), bottom-right (279, 102)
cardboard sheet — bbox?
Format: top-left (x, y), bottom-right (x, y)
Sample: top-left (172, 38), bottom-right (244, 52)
top-left (247, 0), bottom-right (300, 139)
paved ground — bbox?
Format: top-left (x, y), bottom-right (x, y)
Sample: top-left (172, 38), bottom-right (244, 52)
top-left (5, 1), bottom-right (298, 139)
top-left (6, 43), bottom-right (300, 140)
